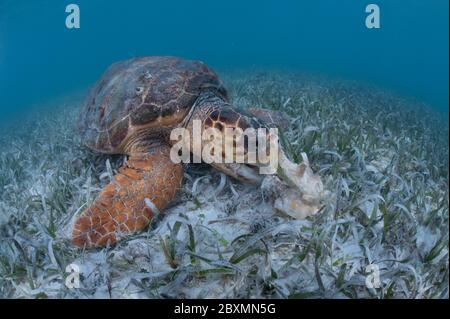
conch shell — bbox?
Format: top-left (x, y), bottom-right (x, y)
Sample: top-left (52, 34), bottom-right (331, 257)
top-left (264, 151), bottom-right (324, 219)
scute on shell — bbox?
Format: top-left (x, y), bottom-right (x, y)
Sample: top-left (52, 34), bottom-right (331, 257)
top-left (78, 56), bottom-right (226, 153)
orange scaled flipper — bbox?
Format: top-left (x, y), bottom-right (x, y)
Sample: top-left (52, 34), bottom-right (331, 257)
top-left (72, 145), bottom-right (183, 248)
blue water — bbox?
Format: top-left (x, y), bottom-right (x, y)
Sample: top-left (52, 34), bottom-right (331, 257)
top-left (0, 0), bottom-right (448, 118)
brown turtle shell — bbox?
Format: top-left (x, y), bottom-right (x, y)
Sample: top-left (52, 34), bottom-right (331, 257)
top-left (78, 56), bottom-right (227, 154)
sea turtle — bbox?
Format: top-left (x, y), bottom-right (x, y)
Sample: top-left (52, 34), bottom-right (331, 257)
top-left (73, 56), bottom-right (322, 248)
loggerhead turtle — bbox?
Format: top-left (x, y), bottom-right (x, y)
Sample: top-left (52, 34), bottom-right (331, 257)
top-left (73, 56), bottom-right (323, 248)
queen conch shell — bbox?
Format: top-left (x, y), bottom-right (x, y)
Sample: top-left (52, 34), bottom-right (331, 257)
top-left (263, 151), bottom-right (324, 219)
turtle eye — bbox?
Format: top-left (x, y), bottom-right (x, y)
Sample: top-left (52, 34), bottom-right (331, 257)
top-left (135, 87), bottom-right (144, 95)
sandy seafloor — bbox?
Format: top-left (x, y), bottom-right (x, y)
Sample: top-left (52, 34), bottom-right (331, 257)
top-left (0, 71), bottom-right (448, 299)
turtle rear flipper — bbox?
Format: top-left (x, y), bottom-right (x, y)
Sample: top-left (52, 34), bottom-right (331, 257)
top-left (72, 145), bottom-right (183, 248)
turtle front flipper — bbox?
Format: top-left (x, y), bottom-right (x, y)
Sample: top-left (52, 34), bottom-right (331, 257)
top-left (72, 145), bottom-right (183, 248)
